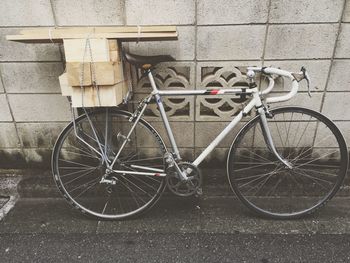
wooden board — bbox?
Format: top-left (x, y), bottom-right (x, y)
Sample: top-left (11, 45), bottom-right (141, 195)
top-left (7, 32), bottom-right (178, 40)
top-left (64, 38), bottom-right (110, 62)
top-left (108, 39), bottom-right (118, 51)
top-left (6, 26), bottom-right (178, 43)
top-left (58, 73), bottom-right (73, 96)
top-left (66, 61), bottom-right (123, 86)
top-left (109, 50), bottom-right (120, 62)
top-left (66, 62), bottom-right (92, 86)
top-left (19, 26), bottom-right (176, 35)
top-left (71, 81), bottom-right (128, 107)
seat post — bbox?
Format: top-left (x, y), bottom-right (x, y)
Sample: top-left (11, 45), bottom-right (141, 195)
top-left (147, 70), bottom-right (159, 93)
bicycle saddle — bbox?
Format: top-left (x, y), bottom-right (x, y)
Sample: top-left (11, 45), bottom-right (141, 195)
top-left (123, 51), bottom-right (175, 69)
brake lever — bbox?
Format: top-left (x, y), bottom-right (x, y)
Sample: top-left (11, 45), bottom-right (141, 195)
top-left (300, 66), bottom-right (311, 97)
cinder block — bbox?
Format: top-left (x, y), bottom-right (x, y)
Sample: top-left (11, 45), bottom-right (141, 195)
top-left (0, 77), bottom-right (4, 93)
top-left (0, 123), bottom-right (20, 148)
top-left (133, 93), bottom-right (195, 121)
top-left (265, 24), bottom-right (338, 59)
top-left (274, 92), bottom-right (323, 111)
top-left (335, 24), bottom-right (350, 58)
top-left (177, 148), bottom-right (194, 162)
top-left (0, 28), bottom-right (61, 62)
top-left (264, 60), bottom-right (331, 91)
top-left (0, 94), bottom-right (13, 121)
top-left (195, 122), bottom-right (247, 148)
top-left (22, 149), bottom-right (51, 168)
top-left (322, 92), bottom-right (350, 120)
top-left (197, 0), bottom-right (269, 25)
top-left (328, 60), bottom-right (350, 91)
top-left (126, 0), bottom-right (195, 25)
top-left (197, 26), bottom-right (266, 60)
top-left (332, 122), bottom-right (350, 146)
top-left (270, 0), bottom-right (343, 23)
top-left (8, 94), bottom-right (71, 122)
top-left (1, 63), bottom-right (63, 93)
top-left (147, 122), bottom-right (194, 148)
top-left (133, 62), bottom-right (195, 94)
top-left (17, 122), bottom-right (68, 148)
top-left (314, 121), bottom-right (350, 148)
top-left (129, 26), bottom-right (195, 61)
top-left (0, 149), bottom-right (26, 168)
top-left (52, 0), bottom-right (124, 26)
top-left (0, 0), bottom-right (54, 26)
top-left (197, 61), bottom-right (263, 89)
top-left (344, 0), bottom-right (350, 22)
top-left (194, 148), bottom-right (228, 167)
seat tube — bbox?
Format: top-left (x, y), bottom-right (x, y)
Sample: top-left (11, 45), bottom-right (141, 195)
top-left (148, 71), bottom-right (181, 160)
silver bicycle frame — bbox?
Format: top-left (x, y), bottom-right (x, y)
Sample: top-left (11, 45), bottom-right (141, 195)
top-left (108, 69), bottom-right (290, 178)
top-left (149, 70), bottom-right (260, 167)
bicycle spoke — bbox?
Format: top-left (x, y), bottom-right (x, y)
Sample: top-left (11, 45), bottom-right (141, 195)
top-left (237, 168), bottom-right (281, 189)
top-left (119, 174), bottom-right (154, 198)
top-left (64, 167), bottom-right (99, 185)
top-left (101, 195), bottom-right (111, 215)
top-left (61, 167), bottom-right (95, 178)
top-left (118, 178), bottom-right (147, 204)
top-left (58, 159), bottom-right (96, 168)
top-left (265, 176), bottom-right (283, 197)
top-left (71, 177), bottom-right (101, 199)
top-left (294, 116), bottom-right (312, 149)
top-left (234, 162), bottom-right (276, 172)
top-left (228, 107), bottom-right (347, 218)
top-left (296, 167), bottom-right (339, 178)
top-left (62, 149), bottom-right (100, 160)
top-left (293, 149), bottom-right (340, 169)
top-left (291, 169), bottom-right (332, 191)
top-left (123, 156), bottom-right (164, 164)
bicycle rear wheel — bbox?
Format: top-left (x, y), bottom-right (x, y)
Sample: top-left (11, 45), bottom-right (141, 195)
top-left (227, 107), bottom-right (348, 219)
top-left (52, 109), bottom-right (167, 220)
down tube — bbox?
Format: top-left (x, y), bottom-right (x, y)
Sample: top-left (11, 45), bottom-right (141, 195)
top-left (192, 98), bottom-right (256, 166)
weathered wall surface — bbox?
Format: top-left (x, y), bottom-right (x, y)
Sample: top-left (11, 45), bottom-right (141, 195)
top-left (0, 0), bottom-right (349, 168)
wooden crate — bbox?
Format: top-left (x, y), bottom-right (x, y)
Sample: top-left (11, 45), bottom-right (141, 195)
top-left (63, 38), bottom-right (110, 62)
top-left (66, 61), bottom-right (123, 86)
top-left (58, 73), bottom-right (73, 96)
top-left (71, 81), bottom-right (128, 108)
top-left (59, 37), bottom-right (131, 107)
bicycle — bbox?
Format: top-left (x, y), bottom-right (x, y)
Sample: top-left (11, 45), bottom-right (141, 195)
top-left (51, 51), bottom-right (348, 220)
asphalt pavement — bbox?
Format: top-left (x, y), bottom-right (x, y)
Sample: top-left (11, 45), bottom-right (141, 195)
top-left (0, 170), bottom-right (350, 262)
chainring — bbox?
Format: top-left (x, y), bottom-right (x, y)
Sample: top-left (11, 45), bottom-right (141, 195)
top-left (166, 162), bottom-right (202, 197)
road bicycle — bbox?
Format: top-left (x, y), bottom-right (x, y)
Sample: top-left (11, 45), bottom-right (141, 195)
top-left (51, 51), bottom-right (348, 220)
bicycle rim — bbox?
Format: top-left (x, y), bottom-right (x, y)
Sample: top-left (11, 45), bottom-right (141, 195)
top-left (52, 109), bottom-right (167, 220)
top-left (227, 107), bottom-right (348, 219)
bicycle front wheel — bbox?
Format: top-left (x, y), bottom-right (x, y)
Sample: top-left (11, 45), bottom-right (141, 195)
top-left (52, 109), bottom-right (167, 220)
top-left (227, 107), bottom-right (348, 219)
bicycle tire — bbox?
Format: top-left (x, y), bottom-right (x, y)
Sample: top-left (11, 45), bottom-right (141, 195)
top-left (52, 108), bottom-right (167, 220)
top-left (227, 106), bottom-right (348, 219)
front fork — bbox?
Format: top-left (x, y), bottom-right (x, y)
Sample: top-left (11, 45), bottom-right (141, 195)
top-left (257, 106), bottom-right (293, 169)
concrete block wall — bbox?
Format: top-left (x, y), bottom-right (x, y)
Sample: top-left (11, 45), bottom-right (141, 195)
top-left (0, 0), bottom-right (349, 168)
